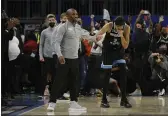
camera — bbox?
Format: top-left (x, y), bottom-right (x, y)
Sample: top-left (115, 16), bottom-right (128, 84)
top-left (153, 54), bottom-right (164, 63)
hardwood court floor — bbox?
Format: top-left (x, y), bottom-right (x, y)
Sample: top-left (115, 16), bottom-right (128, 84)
top-left (20, 96), bottom-right (168, 115)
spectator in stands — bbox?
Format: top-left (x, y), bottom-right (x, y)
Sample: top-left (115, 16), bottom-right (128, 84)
top-left (39, 14), bottom-right (57, 96)
top-left (8, 19), bottom-right (21, 98)
top-left (41, 17), bottom-right (49, 32)
top-left (151, 27), bottom-right (168, 54)
top-left (135, 10), bottom-right (153, 34)
top-left (12, 18), bottom-right (24, 54)
top-left (126, 15), bottom-right (133, 33)
top-left (2, 17), bottom-right (15, 101)
top-left (83, 17), bottom-right (107, 96)
top-left (20, 31), bottom-right (38, 93)
top-left (131, 18), bottom-right (151, 96)
top-left (34, 25), bottom-right (41, 44)
top-left (150, 25), bottom-right (162, 52)
top-left (126, 15), bottom-right (132, 26)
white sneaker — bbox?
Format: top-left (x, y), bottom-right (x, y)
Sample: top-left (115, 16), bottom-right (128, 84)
top-left (47, 111), bottom-right (55, 115)
top-left (69, 110), bottom-right (87, 115)
top-left (63, 92), bottom-right (70, 98)
top-left (158, 89), bottom-right (165, 96)
top-left (68, 101), bottom-right (87, 111)
top-left (47, 102), bottom-right (56, 111)
top-left (129, 89), bottom-right (142, 96)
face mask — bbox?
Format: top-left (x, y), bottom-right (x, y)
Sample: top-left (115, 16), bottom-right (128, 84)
top-left (49, 22), bottom-right (55, 27)
top-left (62, 21), bottom-right (66, 23)
top-left (135, 28), bottom-right (142, 32)
top-left (16, 24), bottom-right (20, 27)
top-left (161, 32), bottom-right (168, 37)
top-left (15, 24), bottom-right (21, 30)
top-left (77, 21), bottom-right (82, 26)
top-left (159, 49), bottom-right (167, 55)
top-left (100, 22), bottom-right (105, 28)
top-left (158, 47), bottom-right (167, 54)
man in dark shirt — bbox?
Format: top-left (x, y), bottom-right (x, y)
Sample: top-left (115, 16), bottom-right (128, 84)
top-left (96, 16), bottom-right (132, 108)
top-left (2, 18), bottom-right (15, 100)
top-left (151, 27), bottom-right (168, 54)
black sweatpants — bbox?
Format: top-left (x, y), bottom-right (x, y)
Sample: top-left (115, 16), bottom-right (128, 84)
top-left (7, 57), bottom-right (20, 94)
top-left (133, 52), bottom-right (151, 95)
top-left (41, 56), bottom-right (57, 93)
top-left (102, 63), bottom-right (127, 102)
top-left (50, 58), bottom-right (79, 102)
top-left (2, 60), bottom-right (8, 95)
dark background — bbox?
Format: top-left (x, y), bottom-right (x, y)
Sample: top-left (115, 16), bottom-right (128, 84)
top-left (1, 0), bottom-right (168, 26)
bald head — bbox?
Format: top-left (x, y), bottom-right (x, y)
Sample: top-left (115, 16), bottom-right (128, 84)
top-left (66, 8), bottom-right (78, 23)
top-left (66, 9), bottom-right (76, 15)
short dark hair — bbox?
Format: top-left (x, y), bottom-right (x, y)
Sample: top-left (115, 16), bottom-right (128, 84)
top-left (114, 16), bottom-right (125, 26)
top-left (136, 19), bottom-right (144, 25)
top-left (136, 19), bottom-right (146, 28)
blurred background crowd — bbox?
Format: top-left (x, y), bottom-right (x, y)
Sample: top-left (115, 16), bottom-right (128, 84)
top-left (1, 0), bottom-right (168, 106)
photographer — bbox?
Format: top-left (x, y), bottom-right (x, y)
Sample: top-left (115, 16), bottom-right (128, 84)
top-left (148, 45), bottom-right (168, 95)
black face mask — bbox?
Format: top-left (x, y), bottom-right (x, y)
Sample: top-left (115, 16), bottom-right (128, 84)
top-left (16, 24), bottom-right (20, 27)
top-left (62, 21), bottom-right (66, 23)
top-left (159, 49), bottom-right (167, 55)
top-left (16, 24), bottom-right (21, 30)
top-left (100, 22), bottom-right (105, 28)
top-left (135, 28), bottom-right (143, 32)
top-left (95, 25), bottom-right (100, 30)
top-left (161, 33), bottom-right (168, 37)
top-left (77, 22), bottom-right (82, 26)
top-left (49, 22), bottom-right (55, 27)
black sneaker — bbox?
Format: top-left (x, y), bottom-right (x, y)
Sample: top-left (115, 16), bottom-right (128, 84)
top-left (100, 100), bottom-right (110, 108)
top-left (120, 98), bottom-right (132, 108)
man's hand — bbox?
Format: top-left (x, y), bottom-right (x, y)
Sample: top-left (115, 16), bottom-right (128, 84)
top-left (140, 10), bottom-right (145, 15)
top-left (118, 30), bottom-right (124, 37)
top-left (156, 58), bottom-right (162, 63)
top-left (90, 14), bottom-right (95, 19)
top-left (40, 58), bottom-right (45, 62)
top-left (151, 53), bottom-right (159, 56)
top-left (96, 35), bottom-right (102, 42)
top-left (159, 15), bottom-right (164, 23)
top-left (58, 56), bottom-right (65, 64)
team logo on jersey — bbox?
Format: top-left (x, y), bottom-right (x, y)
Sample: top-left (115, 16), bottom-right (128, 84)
top-left (160, 39), bottom-right (168, 43)
top-left (110, 33), bottom-right (121, 37)
top-left (110, 38), bottom-right (120, 45)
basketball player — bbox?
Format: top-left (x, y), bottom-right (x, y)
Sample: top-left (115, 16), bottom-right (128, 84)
top-left (97, 16), bottom-right (132, 108)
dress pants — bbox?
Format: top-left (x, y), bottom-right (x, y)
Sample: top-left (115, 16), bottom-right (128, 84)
top-left (50, 58), bottom-right (79, 102)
